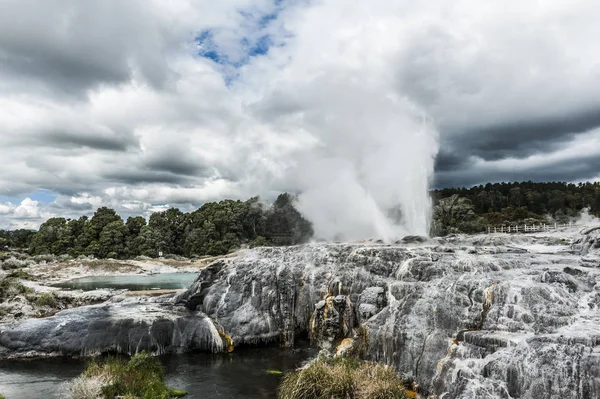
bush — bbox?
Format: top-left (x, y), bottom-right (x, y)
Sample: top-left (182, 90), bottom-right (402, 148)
top-left (0, 278), bottom-right (33, 300)
top-left (68, 352), bottom-right (187, 399)
top-left (278, 357), bottom-right (408, 399)
top-left (1, 256), bottom-right (27, 270)
top-left (33, 254), bottom-right (59, 264)
top-left (36, 292), bottom-right (57, 308)
top-left (7, 269), bottom-right (33, 280)
top-left (249, 236), bottom-right (268, 248)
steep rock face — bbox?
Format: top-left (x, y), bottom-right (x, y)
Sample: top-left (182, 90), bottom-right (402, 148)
top-left (176, 230), bottom-right (600, 399)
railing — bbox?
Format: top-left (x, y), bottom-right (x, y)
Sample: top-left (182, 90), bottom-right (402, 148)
top-left (486, 222), bottom-right (572, 234)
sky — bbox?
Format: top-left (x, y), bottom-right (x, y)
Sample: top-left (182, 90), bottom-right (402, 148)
top-left (1, 0), bottom-right (600, 231)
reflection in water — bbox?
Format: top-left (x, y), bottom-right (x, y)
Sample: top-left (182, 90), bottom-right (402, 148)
top-left (0, 343), bottom-right (316, 399)
top-left (54, 273), bottom-right (198, 291)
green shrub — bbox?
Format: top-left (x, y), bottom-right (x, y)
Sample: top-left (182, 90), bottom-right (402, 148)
top-left (73, 352), bottom-right (186, 399)
top-left (250, 236), bottom-right (269, 248)
top-left (7, 269), bottom-right (33, 280)
top-left (1, 256), bottom-right (27, 269)
top-left (0, 278), bottom-right (33, 300)
top-left (36, 292), bottom-right (57, 308)
top-left (278, 357), bottom-right (408, 399)
top-left (0, 393), bottom-right (5, 399)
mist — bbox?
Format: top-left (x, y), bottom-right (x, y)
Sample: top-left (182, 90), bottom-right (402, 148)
top-left (290, 79), bottom-right (439, 241)
top-left (243, 2), bottom-right (440, 241)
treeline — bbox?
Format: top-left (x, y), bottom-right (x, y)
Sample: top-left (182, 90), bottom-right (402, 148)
top-left (1, 193), bottom-right (313, 258)
top-left (431, 181), bottom-right (600, 235)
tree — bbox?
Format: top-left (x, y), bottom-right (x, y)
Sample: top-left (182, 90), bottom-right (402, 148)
top-left (432, 195), bottom-right (482, 235)
top-left (97, 220), bottom-right (128, 258)
top-left (266, 193), bottom-right (313, 245)
top-left (30, 218), bottom-right (70, 255)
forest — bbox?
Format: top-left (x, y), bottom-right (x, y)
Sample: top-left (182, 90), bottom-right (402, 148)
top-left (2, 181), bottom-right (600, 256)
top-left (430, 181), bottom-right (600, 235)
top-left (0, 193), bottom-right (313, 258)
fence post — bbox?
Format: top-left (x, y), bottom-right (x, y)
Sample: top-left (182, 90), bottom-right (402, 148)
top-left (494, 227), bottom-right (497, 233)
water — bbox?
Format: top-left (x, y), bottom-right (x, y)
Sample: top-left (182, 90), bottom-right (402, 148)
top-left (54, 273), bottom-right (198, 291)
top-left (0, 344), bottom-right (316, 399)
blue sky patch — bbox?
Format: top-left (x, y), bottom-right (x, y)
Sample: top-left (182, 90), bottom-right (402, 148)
top-left (0, 189), bottom-right (57, 205)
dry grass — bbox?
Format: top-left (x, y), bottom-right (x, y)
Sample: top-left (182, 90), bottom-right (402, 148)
top-left (278, 357), bottom-right (408, 399)
top-left (66, 352), bottom-right (187, 399)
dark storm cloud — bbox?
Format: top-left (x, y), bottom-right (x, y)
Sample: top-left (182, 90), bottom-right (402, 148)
top-left (47, 200), bottom-right (93, 212)
top-left (43, 130), bottom-right (138, 152)
top-left (435, 151), bottom-right (600, 189)
top-left (0, 0), bottom-right (170, 96)
top-left (434, 108), bottom-right (600, 187)
top-left (448, 108), bottom-right (600, 161)
top-left (102, 170), bottom-right (195, 185)
top-left (143, 147), bottom-right (214, 177)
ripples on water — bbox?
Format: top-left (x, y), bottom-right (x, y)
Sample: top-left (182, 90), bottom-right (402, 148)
top-left (0, 343), bottom-right (316, 399)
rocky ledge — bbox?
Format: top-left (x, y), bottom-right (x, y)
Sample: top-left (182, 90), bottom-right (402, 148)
top-left (2, 227), bottom-right (600, 398)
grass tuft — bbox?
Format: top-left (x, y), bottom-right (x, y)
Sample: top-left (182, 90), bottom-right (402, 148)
top-left (36, 292), bottom-right (57, 308)
top-left (0, 278), bottom-right (33, 300)
top-left (7, 269), bottom-right (33, 280)
top-left (278, 356), bottom-right (408, 399)
top-left (68, 351), bottom-right (187, 399)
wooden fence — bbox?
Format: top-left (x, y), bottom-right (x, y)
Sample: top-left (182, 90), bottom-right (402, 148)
top-left (486, 222), bottom-right (572, 234)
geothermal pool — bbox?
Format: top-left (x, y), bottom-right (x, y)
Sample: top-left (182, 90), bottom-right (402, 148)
top-left (0, 344), bottom-right (316, 398)
top-left (54, 272), bottom-right (198, 291)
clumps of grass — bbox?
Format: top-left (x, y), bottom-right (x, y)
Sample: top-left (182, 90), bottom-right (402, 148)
top-left (0, 277), bottom-right (33, 301)
top-left (7, 269), bottom-right (33, 280)
top-left (1, 256), bottom-right (27, 270)
top-left (36, 292), bottom-right (58, 308)
top-left (278, 356), bottom-right (408, 399)
top-left (0, 393), bottom-right (5, 399)
top-left (67, 351), bottom-right (187, 399)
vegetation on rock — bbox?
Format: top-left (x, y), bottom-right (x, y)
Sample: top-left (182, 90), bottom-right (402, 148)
top-left (0, 277), bottom-right (33, 302)
top-left (68, 351), bottom-right (187, 399)
top-left (278, 357), bottom-right (409, 399)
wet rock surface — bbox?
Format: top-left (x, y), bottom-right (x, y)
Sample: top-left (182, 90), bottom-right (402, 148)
top-left (2, 228), bottom-right (600, 398)
top-left (0, 302), bottom-right (230, 358)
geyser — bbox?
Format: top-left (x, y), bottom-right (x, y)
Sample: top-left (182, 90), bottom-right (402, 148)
top-left (290, 78), bottom-right (439, 241)
top-left (241, 2), bottom-right (440, 241)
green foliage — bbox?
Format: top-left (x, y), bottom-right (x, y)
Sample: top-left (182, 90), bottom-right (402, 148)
top-left (433, 181), bottom-right (600, 217)
top-left (0, 228), bottom-right (35, 249)
top-left (266, 369), bottom-right (284, 375)
top-left (169, 389), bottom-right (189, 397)
top-left (36, 292), bottom-right (57, 308)
top-left (7, 269), bottom-right (33, 280)
top-left (431, 195), bottom-right (483, 236)
top-left (432, 181), bottom-right (600, 235)
top-left (0, 278), bottom-right (33, 301)
top-left (278, 357), bottom-right (408, 399)
top-left (80, 352), bottom-right (186, 399)
top-left (21, 194), bottom-right (312, 259)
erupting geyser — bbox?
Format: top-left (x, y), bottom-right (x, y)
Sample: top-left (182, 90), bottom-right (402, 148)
top-left (288, 81), bottom-right (439, 242)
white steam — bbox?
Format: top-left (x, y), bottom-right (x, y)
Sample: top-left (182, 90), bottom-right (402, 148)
top-left (289, 81), bottom-right (438, 241)
top-left (244, 2), bottom-right (440, 241)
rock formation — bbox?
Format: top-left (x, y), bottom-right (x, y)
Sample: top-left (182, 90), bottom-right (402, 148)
top-left (2, 227), bottom-right (600, 398)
